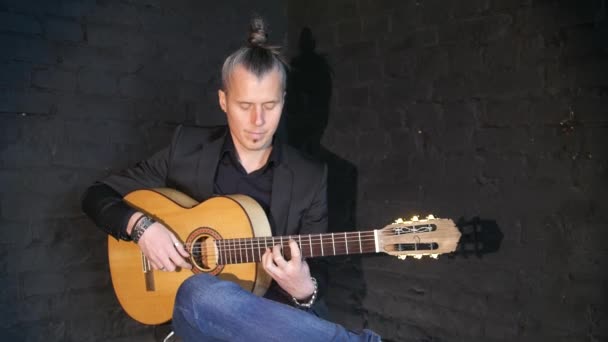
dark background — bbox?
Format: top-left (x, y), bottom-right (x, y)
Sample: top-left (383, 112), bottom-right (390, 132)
top-left (1, 0), bottom-right (606, 341)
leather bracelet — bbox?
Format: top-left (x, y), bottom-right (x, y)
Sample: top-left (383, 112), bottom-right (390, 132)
top-left (292, 277), bottom-right (318, 308)
top-left (131, 215), bottom-right (155, 243)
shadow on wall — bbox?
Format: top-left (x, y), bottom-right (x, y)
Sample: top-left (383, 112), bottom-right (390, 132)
top-left (455, 217), bottom-right (504, 258)
top-left (285, 27), bottom-right (367, 324)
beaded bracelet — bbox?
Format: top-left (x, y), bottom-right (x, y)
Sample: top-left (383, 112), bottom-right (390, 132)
top-left (292, 277), bottom-right (318, 308)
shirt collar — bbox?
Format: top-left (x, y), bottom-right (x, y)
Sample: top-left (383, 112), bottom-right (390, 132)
top-left (221, 133), bottom-right (282, 168)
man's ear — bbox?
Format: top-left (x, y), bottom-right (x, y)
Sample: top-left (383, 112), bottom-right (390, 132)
top-left (218, 89), bottom-right (227, 113)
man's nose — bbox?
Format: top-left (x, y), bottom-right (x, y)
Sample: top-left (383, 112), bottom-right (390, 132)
top-left (251, 106), bottom-right (265, 126)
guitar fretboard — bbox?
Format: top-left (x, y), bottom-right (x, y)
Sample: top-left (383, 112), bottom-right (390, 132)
top-left (215, 231), bottom-right (378, 265)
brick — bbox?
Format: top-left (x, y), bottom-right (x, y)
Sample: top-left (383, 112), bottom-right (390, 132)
top-left (483, 37), bottom-right (521, 70)
top-left (0, 116), bottom-right (22, 144)
top-left (3, 320), bottom-right (67, 342)
top-left (446, 44), bottom-right (484, 74)
top-left (515, 4), bottom-right (595, 35)
top-left (0, 34), bottom-right (53, 64)
top-left (474, 67), bottom-right (545, 98)
top-left (77, 69), bottom-right (118, 96)
top-left (87, 24), bottom-right (150, 54)
top-left (432, 73), bottom-right (475, 101)
top-left (336, 85), bottom-right (370, 109)
top-left (45, 17), bottom-right (82, 42)
top-left (0, 11), bottom-right (42, 35)
top-left (388, 28), bottom-right (438, 50)
top-left (53, 44), bottom-right (138, 73)
top-left (0, 141), bottom-right (53, 168)
top-left (139, 9), bottom-right (191, 34)
top-left (0, 89), bottom-right (56, 115)
top-left (439, 14), bottom-right (513, 44)
top-left (67, 309), bottom-right (151, 341)
top-left (118, 75), bottom-right (159, 100)
top-left (336, 19), bottom-right (363, 46)
top-left (366, 312), bottom-right (434, 342)
top-left (55, 94), bottom-right (134, 120)
top-left (31, 68), bottom-right (77, 92)
top-left (22, 272), bottom-right (66, 297)
top-left (84, 1), bottom-right (140, 27)
top-left (1, 0), bottom-right (96, 18)
top-left (414, 46), bottom-right (449, 81)
top-left (0, 61), bottom-right (32, 89)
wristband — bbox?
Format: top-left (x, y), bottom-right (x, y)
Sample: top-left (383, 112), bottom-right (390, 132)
top-left (131, 215), bottom-right (155, 243)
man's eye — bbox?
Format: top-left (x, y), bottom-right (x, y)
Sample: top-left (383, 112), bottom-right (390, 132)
top-left (263, 103), bottom-right (276, 110)
top-left (240, 104), bottom-right (252, 110)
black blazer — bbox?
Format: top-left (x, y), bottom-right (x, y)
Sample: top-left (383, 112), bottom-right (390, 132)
top-left (100, 125), bottom-right (329, 314)
top-left (102, 125), bottom-right (329, 238)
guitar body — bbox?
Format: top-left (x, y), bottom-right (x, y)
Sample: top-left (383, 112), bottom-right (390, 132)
top-left (108, 189), bottom-right (272, 325)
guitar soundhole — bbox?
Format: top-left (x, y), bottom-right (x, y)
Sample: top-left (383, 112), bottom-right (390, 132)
top-left (186, 227), bottom-right (224, 276)
top-left (395, 242), bottom-right (439, 251)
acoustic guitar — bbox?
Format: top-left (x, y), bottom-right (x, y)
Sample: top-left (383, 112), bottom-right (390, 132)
top-left (108, 188), bottom-right (461, 325)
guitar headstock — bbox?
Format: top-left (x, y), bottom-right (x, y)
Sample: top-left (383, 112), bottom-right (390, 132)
top-left (378, 215), bottom-right (461, 260)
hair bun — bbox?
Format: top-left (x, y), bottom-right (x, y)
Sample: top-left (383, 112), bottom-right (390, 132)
top-left (248, 17), bottom-right (268, 47)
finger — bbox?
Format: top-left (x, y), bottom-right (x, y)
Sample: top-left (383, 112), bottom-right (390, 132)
top-left (168, 247), bottom-right (192, 270)
top-left (159, 258), bottom-right (176, 272)
top-left (262, 248), bottom-right (276, 275)
top-left (171, 236), bottom-right (190, 258)
top-left (272, 244), bottom-right (288, 268)
top-left (288, 240), bottom-right (302, 265)
top-left (150, 259), bottom-right (163, 271)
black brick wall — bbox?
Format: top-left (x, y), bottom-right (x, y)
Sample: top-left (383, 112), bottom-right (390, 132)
top-left (287, 0), bottom-right (607, 341)
top-left (0, 1), bottom-right (285, 341)
top-left (2, 0), bottom-right (607, 341)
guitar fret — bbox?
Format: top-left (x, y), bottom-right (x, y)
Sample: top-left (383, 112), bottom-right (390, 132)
top-left (232, 239), bottom-right (236, 264)
top-left (215, 241), bottom-right (220, 265)
top-left (298, 235), bottom-right (302, 257)
top-left (309, 234), bottom-right (313, 257)
top-left (344, 232), bottom-right (349, 255)
top-left (251, 238), bottom-right (255, 262)
top-left (331, 233), bottom-right (335, 255)
top-left (358, 232), bottom-right (362, 253)
top-left (320, 234), bottom-right (324, 256)
top-left (222, 240), bottom-right (225, 265)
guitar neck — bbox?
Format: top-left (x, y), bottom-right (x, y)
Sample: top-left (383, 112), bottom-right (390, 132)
top-left (216, 231), bottom-right (378, 265)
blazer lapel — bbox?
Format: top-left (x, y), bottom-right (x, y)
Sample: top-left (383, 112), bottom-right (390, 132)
top-left (271, 162), bottom-right (293, 236)
top-left (195, 130), bottom-right (226, 200)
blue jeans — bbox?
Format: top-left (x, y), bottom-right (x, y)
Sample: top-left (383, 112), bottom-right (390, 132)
top-left (172, 274), bottom-right (381, 342)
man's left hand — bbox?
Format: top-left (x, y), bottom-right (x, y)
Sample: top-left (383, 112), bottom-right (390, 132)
top-left (261, 239), bottom-right (315, 300)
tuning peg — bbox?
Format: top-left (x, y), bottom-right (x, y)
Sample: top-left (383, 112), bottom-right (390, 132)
top-left (397, 255), bottom-right (407, 260)
top-left (411, 215), bottom-right (419, 221)
top-left (430, 254), bottom-right (439, 259)
top-left (426, 214), bottom-right (435, 220)
top-left (414, 254), bottom-right (423, 259)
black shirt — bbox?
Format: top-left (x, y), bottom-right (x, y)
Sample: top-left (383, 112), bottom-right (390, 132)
top-left (213, 134), bottom-right (281, 231)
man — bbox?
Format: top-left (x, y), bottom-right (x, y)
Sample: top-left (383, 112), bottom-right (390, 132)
top-left (82, 18), bottom-right (380, 341)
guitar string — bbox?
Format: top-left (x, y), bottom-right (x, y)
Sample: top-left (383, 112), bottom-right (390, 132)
top-left (184, 238), bottom-right (380, 256)
top-left (182, 236), bottom-right (381, 259)
top-left (184, 239), bottom-right (427, 261)
top-left (180, 230), bottom-right (413, 252)
top-left (182, 235), bottom-right (378, 252)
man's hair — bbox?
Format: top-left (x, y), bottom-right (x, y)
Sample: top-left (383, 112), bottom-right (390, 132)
top-left (221, 17), bottom-right (288, 92)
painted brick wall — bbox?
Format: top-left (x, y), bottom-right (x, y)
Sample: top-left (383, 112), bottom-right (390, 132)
top-left (286, 1), bottom-right (607, 341)
top-left (0, 1), bottom-right (286, 340)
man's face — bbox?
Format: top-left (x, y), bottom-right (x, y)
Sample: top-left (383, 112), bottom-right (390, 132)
top-left (218, 65), bottom-right (284, 155)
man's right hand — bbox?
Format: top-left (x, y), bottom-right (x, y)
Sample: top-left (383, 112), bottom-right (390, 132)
top-left (136, 222), bottom-right (192, 272)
